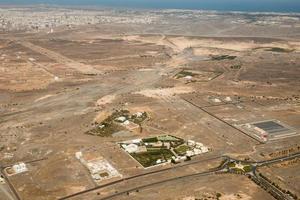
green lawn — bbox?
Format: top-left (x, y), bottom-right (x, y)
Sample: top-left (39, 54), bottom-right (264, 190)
top-left (266, 47), bottom-right (294, 53)
top-left (85, 121), bottom-right (123, 137)
top-left (142, 137), bottom-right (158, 143)
top-left (227, 162), bottom-right (236, 168)
top-left (157, 135), bottom-right (182, 142)
top-left (243, 165), bottom-right (253, 172)
top-left (174, 145), bottom-right (191, 156)
top-left (130, 149), bottom-right (175, 168)
top-left (211, 55), bottom-right (237, 61)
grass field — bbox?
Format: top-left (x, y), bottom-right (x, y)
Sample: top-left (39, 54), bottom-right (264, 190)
top-left (130, 149), bottom-right (175, 167)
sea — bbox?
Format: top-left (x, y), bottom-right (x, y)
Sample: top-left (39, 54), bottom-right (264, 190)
top-left (1, 0), bottom-right (300, 13)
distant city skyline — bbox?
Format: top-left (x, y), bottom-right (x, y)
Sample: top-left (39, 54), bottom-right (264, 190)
top-left (1, 0), bottom-right (300, 13)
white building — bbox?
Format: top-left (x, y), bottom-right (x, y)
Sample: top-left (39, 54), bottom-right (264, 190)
top-left (201, 146), bottom-right (209, 153)
top-left (186, 150), bottom-right (195, 157)
top-left (12, 162), bottom-right (28, 174)
top-left (194, 148), bottom-right (202, 155)
top-left (115, 116), bottom-right (126, 122)
top-left (123, 143), bottom-right (139, 153)
top-left (213, 98), bottom-right (222, 103)
top-left (75, 151), bottom-right (83, 160)
top-left (225, 97), bottom-right (232, 102)
top-left (187, 140), bottom-right (196, 146)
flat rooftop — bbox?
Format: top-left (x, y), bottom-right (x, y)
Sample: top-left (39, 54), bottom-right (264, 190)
top-left (253, 121), bottom-right (290, 135)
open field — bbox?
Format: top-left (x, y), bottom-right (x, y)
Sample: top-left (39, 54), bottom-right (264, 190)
top-left (0, 6), bottom-right (299, 200)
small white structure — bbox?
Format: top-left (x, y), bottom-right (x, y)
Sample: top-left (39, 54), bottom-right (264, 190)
top-left (194, 148), bottom-right (202, 155)
top-left (75, 151), bottom-right (83, 160)
top-left (99, 124), bottom-right (105, 129)
top-left (0, 176), bottom-right (5, 184)
top-left (134, 112), bottom-right (143, 117)
top-left (213, 98), bottom-right (221, 103)
top-left (28, 57), bottom-right (36, 62)
top-left (12, 162), bottom-right (28, 174)
top-left (124, 143), bottom-right (139, 153)
top-left (254, 127), bottom-right (267, 135)
top-left (186, 150), bottom-right (195, 157)
top-left (116, 116), bottom-right (126, 122)
top-left (195, 142), bottom-right (204, 148)
top-left (225, 96), bottom-right (232, 102)
top-left (200, 146), bottom-right (209, 153)
top-left (131, 139), bottom-right (142, 144)
top-left (122, 120), bottom-right (130, 125)
top-left (92, 173), bottom-right (101, 180)
top-left (184, 75), bottom-right (193, 80)
top-left (245, 123), bottom-right (252, 129)
top-left (187, 140), bottom-right (196, 146)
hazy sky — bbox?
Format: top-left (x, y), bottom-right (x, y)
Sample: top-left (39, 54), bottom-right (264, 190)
top-left (1, 0), bottom-right (300, 12)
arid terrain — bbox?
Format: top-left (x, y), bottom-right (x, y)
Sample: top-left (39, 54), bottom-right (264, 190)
top-left (0, 6), bottom-right (299, 200)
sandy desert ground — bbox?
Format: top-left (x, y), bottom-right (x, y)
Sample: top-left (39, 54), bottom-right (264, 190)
top-left (0, 6), bottom-right (300, 200)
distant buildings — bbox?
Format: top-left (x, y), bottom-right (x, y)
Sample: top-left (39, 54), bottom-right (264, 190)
top-left (119, 135), bottom-right (210, 168)
top-left (75, 151), bottom-right (121, 184)
top-left (5, 162), bottom-right (28, 176)
top-left (0, 7), bottom-right (158, 32)
top-left (12, 162), bottom-right (28, 174)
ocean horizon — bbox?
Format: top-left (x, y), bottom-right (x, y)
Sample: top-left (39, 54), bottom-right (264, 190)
top-left (1, 0), bottom-right (300, 13)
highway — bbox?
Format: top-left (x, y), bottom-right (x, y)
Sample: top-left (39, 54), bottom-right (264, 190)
top-left (100, 170), bottom-right (217, 200)
top-left (257, 152), bottom-right (300, 166)
top-left (0, 183), bottom-right (16, 200)
top-left (0, 171), bottom-right (20, 200)
top-left (2, 152), bottom-right (299, 200)
top-left (59, 155), bottom-right (223, 200)
top-left (67, 153), bottom-right (300, 200)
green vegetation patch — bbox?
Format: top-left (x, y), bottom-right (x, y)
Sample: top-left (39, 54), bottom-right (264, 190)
top-left (265, 47), bottom-right (294, 53)
top-left (230, 64), bottom-right (242, 70)
top-left (86, 110), bottom-right (149, 137)
top-left (86, 110), bottom-right (129, 137)
top-left (142, 137), bottom-right (158, 143)
top-left (131, 112), bottom-right (148, 124)
top-left (130, 149), bottom-right (175, 168)
top-left (243, 165), bottom-right (252, 172)
top-left (228, 161), bottom-right (253, 173)
top-left (157, 135), bottom-right (182, 142)
top-left (228, 162), bottom-right (236, 168)
top-left (175, 70), bottom-right (197, 79)
top-left (174, 144), bottom-right (191, 156)
top-left (211, 55), bottom-right (237, 61)
top-left (100, 172), bottom-right (109, 177)
top-left (229, 167), bottom-right (244, 173)
top-left (85, 121), bottom-right (123, 137)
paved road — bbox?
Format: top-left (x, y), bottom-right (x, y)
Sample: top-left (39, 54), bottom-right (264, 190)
top-left (257, 152), bottom-right (300, 166)
top-left (58, 155), bottom-right (223, 200)
top-left (100, 170), bottom-right (217, 200)
top-left (0, 184), bottom-right (16, 200)
top-left (62, 153), bottom-right (300, 200)
top-left (0, 171), bottom-right (19, 200)
top-left (16, 40), bottom-right (101, 75)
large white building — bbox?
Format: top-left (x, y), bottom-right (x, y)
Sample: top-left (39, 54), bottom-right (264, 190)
top-left (12, 162), bottom-right (28, 174)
